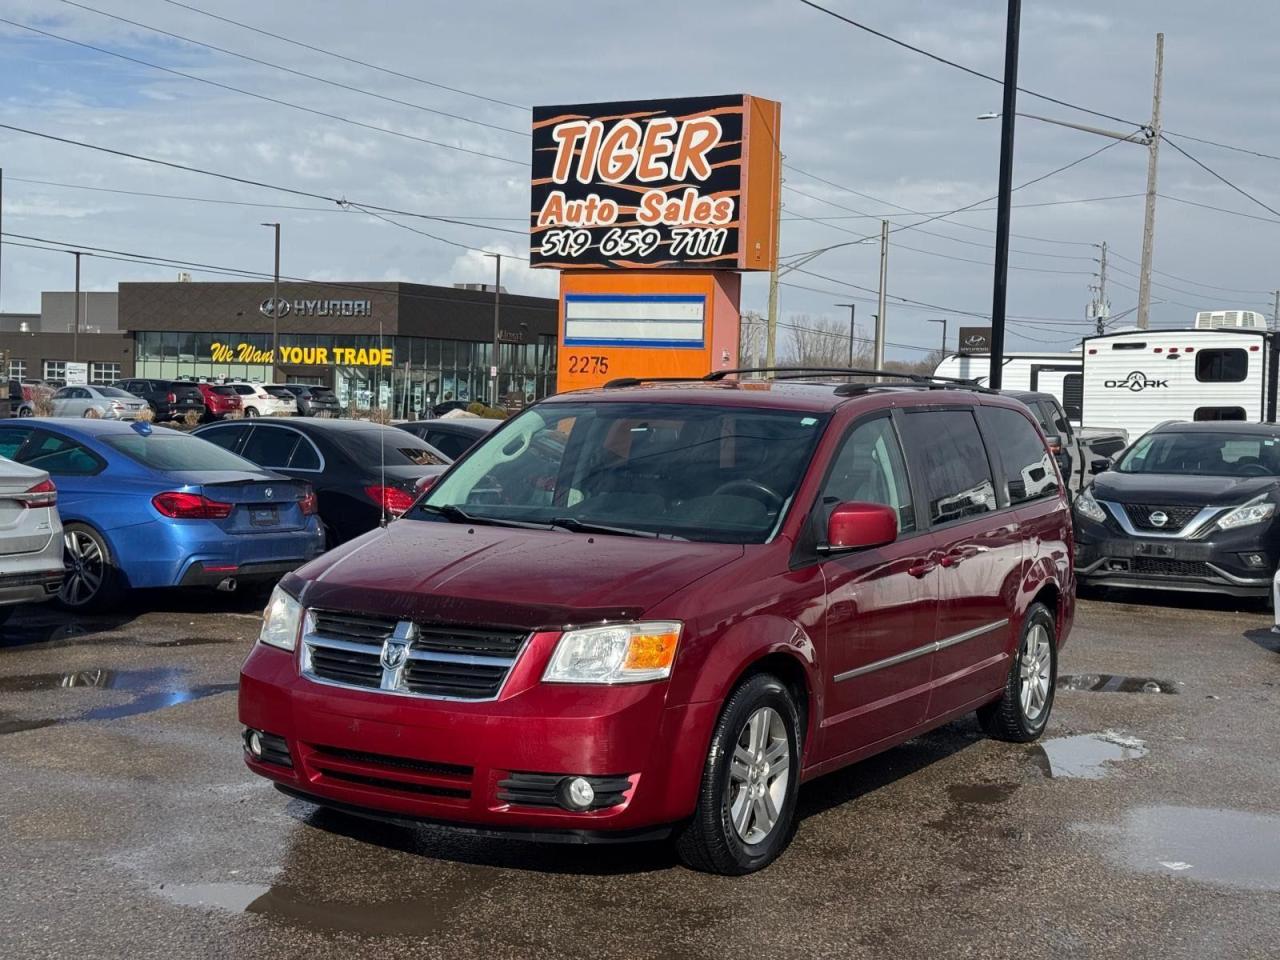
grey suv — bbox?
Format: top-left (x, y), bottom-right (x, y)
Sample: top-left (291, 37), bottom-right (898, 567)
top-left (0, 458), bottom-right (64, 625)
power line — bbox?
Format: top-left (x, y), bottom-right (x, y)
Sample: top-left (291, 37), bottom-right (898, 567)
top-left (779, 192), bottom-right (1143, 222)
top-left (1158, 192), bottom-right (1280, 226)
top-left (54, 0), bottom-right (528, 138)
top-left (347, 205), bottom-right (528, 260)
top-left (1162, 130), bottom-right (1280, 165)
top-left (156, 0), bottom-right (527, 111)
top-left (1160, 135), bottom-right (1280, 218)
top-left (793, 0), bottom-right (1139, 127)
top-left (1107, 248), bottom-right (1272, 296)
top-left (0, 16), bottom-right (527, 167)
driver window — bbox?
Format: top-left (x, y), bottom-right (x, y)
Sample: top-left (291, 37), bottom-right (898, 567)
top-left (818, 417), bottom-right (915, 535)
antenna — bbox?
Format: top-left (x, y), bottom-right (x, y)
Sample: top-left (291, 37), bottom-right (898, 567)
top-left (378, 320), bottom-right (388, 528)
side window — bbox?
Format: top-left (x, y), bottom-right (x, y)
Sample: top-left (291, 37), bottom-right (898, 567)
top-left (425, 431), bottom-right (471, 460)
top-left (1061, 374), bottom-right (1083, 422)
top-left (900, 409), bottom-right (997, 526)
top-left (1196, 349), bottom-right (1248, 383)
top-left (1037, 400), bottom-right (1072, 439)
top-left (0, 426), bottom-right (31, 460)
top-left (19, 431), bottom-right (104, 476)
top-left (52, 387), bottom-right (73, 400)
top-left (817, 416), bottom-right (915, 535)
top-left (980, 407), bottom-right (1060, 505)
top-left (199, 427), bottom-right (243, 453)
top-left (1194, 406), bottom-right (1246, 421)
top-left (288, 437), bottom-right (322, 470)
top-left (240, 426), bottom-right (300, 469)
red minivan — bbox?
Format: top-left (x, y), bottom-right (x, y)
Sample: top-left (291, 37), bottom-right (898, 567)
top-left (241, 376), bottom-right (1074, 874)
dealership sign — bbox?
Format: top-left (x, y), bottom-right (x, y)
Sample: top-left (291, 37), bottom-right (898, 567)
top-left (957, 326), bottom-right (993, 354)
top-left (259, 298), bottom-right (372, 319)
top-left (211, 342), bottom-right (394, 367)
top-left (530, 94), bottom-right (781, 270)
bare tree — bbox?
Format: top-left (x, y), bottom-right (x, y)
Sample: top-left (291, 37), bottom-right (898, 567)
top-left (780, 313), bottom-right (873, 369)
top-left (738, 310), bottom-right (768, 369)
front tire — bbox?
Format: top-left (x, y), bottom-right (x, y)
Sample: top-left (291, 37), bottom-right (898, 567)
top-left (978, 603), bottom-right (1057, 742)
top-left (58, 523), bottom-right (118, 612)
top-left (676, 673), bottom-right (801, 875)
top-left (244, 406), bottom-right (259, 418)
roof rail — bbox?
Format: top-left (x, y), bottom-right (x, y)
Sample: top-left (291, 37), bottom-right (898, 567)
top-left (602, 366), bottom-right (984, 391)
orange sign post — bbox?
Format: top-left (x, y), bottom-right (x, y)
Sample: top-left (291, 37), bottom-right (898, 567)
top-left (529, 94), bottom-right (781, 393)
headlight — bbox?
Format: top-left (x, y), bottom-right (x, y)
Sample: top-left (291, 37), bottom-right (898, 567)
top-left (1074, 489), bottom-right (1107, 524)
top-left (259, 586), bottom-right (304, 651)
top-left (543, 621), bottom-right (682, 684)
top-left (1217, 495), bottom-right (1276, 531)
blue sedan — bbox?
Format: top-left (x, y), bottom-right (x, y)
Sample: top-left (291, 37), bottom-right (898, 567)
top-left (0, 419), bottom-right (325, 610)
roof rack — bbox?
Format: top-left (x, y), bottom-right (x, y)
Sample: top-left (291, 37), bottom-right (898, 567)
top-left (602, 366), bottom-right (987, 392)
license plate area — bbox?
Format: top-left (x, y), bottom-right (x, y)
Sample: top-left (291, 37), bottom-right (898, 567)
top-left (250, 507), bottom-right (279, 527)
top-left (1134, 542), bottom-right (1178, 558)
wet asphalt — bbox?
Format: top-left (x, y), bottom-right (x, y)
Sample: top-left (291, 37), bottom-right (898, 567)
top-left (1, 588), bottom-right (1278, 960)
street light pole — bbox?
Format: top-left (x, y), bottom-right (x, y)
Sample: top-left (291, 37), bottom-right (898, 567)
top-left (484, 253), bottom-right (502, 406)
top-left (72, 249), bottom-right (81, 362)
top-left (988, 0), bottom-right (1022, 392)
top-left (927, 316), bottom-right (948, 353)
top-left (261, 223), bottom-right (280, 382)
top-left (875, 220), bottom-right (888, 372)
top-left (835, 303), bottom-right (857, 366)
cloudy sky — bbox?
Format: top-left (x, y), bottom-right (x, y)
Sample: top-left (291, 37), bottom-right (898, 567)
top-left (1, 0), bottom-right (1277, 360)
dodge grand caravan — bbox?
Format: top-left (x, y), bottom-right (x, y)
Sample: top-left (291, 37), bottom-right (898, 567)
top-left (241, 374), bottom-right (1074, 874)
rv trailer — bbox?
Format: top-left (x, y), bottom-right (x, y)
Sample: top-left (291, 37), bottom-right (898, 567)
top-left (933, 351), bottom-right (1083, 420)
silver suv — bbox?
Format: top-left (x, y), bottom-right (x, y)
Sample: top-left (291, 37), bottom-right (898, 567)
top-left (0, 458), bottom-right (64, 625)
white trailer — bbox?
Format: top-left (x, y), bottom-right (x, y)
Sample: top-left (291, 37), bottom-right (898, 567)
top-left (934, 351), bottom-right (1083, 421)
top-left (1080, 328), bottom-right (1276, 437)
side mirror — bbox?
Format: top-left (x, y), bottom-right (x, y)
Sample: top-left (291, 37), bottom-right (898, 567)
top-left (1090, 458), bottom-right (1111, 475)
top-left (819, 502), bottom-right (898, 554)
top-left (1044, 435), bottom-right (1063, 455)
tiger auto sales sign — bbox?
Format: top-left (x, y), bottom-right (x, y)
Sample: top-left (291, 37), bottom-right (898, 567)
top-left (530, 94), bottom-right (781, 271)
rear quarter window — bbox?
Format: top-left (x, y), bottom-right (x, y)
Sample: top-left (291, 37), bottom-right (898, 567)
top-left (899, 408), bottom-right (998, 525)
top-left (979, 407), bottom-right (1060, 505)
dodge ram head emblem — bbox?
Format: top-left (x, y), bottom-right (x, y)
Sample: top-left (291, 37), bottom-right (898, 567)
top-left (380, 638), bottom-right (410, 671)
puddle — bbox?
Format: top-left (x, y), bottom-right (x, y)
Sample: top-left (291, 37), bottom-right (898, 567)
top-left (150, 637), bottom-right (237, 648)
top-left (1086, 805), bottom-right (1280, 891)
top-left (159, 880), bottom-right (482, 936)
top-left (1034, 731), bottom-right (1148, 780)
top-left (0, 667), bottom-right (183, 694)
top-left (0, 714), bottom-right (60, 735)
top-left (1058, 674), bottom-right (1179, 695)
top-left (948, 782), bottom-right (1019, 805)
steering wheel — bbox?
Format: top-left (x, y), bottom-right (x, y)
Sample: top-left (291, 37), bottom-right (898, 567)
top-left (1237, 463), bottom-right (1270, 477)
top-left (712, 479), bottom-right (784, 510)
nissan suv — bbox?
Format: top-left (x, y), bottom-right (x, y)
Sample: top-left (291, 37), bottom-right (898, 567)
top-left (241, 374), bottom-right (1074, 874)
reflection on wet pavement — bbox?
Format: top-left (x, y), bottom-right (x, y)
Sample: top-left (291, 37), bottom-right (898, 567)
top-left (1086, 805), bottom-right (1280, 891)
top-left (947, 782), bottom-right (1020, 805)
top-left (1058, 674), bottom-right (1179, 695)
top-left (1033, 731), bottom-right (1148, 780)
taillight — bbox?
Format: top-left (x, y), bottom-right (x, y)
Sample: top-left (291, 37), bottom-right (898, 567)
top-left (152, 491), bottom-right (234, 519)
top-left (299, 489), bottom-right (318, 516)
top-left (364, 485), bottom-right (416, 517)
top-left (17, 478), bottom-right (56, 508)
top-left (167, 392), bottom-right (176, 403)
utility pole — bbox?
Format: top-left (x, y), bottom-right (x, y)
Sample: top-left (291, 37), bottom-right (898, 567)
top-left (1136, 33), bottom-right (1164, 330)
top-left (1090, 241), bottom-right (1111, 335)
top-left (485, 253), bottom-right (502, 406)
top-left (72, 250), bottom-right (81, 362)
top-left (0, 167), bottom-right (4, 313)
top-left (875, 220), bottom-right (888, 371)
top-left (835, 303), bottom-right (856, 366)
top-left (988, 0), bottom-right (1022, 391)
top-left (261, 223), bottom-right (281, 382)
top-left (1273, 290), bottom-right (1279, 330)
top-left (765, 266), bottom-right (779, 371)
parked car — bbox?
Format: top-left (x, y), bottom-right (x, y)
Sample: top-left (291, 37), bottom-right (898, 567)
top-left (1004, 390), bottom-right (1127, 496)
top-left (49, 385), bottom-right (149, 420)
top-left (1075, 420), bottom-right (1280, 598)
top-left (0, 457), bottom-right (63, 625)
top-left (261, 386), bottom-right (299, 417)
top-left (224, 382), bottom-right (294, 418)
top-left (193, 382), bottom-right (243, 421)
top-left (6, 381), bottom-right (34, 417)
top-left (0, 419), bottom-right (324, 611)
top-left (113, 378), bottom-right (206, 421)
top-left (431, 400), bottom-right (473, 417)
top-left (194, 418), bottom-right (449, 545)
top-left (239, 376), bottom-right (1073, 874)
top-left (396, 417), bottom-right (500, 460)
top-left (268, 384), bottom-right (343, 418)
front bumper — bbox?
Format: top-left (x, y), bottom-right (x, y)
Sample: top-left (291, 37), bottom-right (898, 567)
top-left (238, 639), bottom-right (718, 838)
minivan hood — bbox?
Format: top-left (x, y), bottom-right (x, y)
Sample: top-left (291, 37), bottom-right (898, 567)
top-left (288, 519), bottom-right (744, 630)
top-left (1093, 471), bottom-right (1280, 506)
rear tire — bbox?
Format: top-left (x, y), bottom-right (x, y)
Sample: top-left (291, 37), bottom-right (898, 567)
top-left (978, 603), bottom-right (1057, 743)
top-left (58, 523), bottom-right (119, 613)
top-left (676, 673), bottom-right (801, 875)
top-left (244, 406), bottom-right (259, 418)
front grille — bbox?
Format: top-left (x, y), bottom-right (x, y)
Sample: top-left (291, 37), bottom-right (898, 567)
top-left (302, 609), bottom-right (528, 701)
top-left (307, 744), bottom-right (473, 801)
top-left (496, 772), bottom-right (633, 810)
top-left (1123, 503), bottom-right (1204, 532)
top-left (1132, 557), bottom-right (1213, 578)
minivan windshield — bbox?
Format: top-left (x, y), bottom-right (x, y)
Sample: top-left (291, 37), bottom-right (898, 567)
top-left (1116, 431), bottom-right (1280, 477)
top-left (406, 401), bottom-right (829, 543)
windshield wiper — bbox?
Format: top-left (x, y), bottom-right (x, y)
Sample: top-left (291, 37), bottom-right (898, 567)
top-left (550, 516), bottom-right (685, 540)
top-left (420, 504), bottom-right (552, 530)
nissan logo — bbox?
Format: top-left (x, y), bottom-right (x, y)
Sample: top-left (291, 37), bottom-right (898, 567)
top-left (259, 297), bottom-right (291, 319)
top-left (1149, 510), bottom-right (1168, 527)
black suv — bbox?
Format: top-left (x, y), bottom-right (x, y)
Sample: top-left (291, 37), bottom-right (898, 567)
top-left (114, 378), bottom-right (206, 421)
top-left (1075, 421), bottom-right (1280, 597)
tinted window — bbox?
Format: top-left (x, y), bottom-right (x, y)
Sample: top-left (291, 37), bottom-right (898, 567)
top-left (1194, 406), bottom-right (1247, 421)
top-left (97, 387), bottom-right (134, 399)
top-left (334, 428), bottom-right (448, 467)
top-left (233, 385), bottom-right (256, 396)
top-left (19, 431), bottom-right (104, 475)
top-left (981, 407), bottom-right (1059, 505)
top-left (1196, 348), bottom-right (1248, 383)
top-left (1036, 400), bottom-right (1072, 439)
top-left (1117, 431), bottom-right (1280, 476)
top-left (818, 416), bottom-right (915, 534)
top-left (210, 385), bottom-right (237, 397)
top-left (104, 433), bottom-right (258, 472)
top-left (1061, 374), bottom-right (1083, 421)
top-left (198, 427), bottom-right (242, 452)
top-left (425, 430), bottom-right (474, 460)
top-left (900, 409), bottom-right (997, 525)
top-left (241, 426), bottom-right (300, 468)
top-left (289, 437), bottom-right (322, 470)
top-left (0, 426), bottom-right (30, 460)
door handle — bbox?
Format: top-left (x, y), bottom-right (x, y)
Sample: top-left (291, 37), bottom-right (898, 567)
top-left (908, 559), bottom-right (937, 578)
top-left (940, 546), bottom-right (986, 568)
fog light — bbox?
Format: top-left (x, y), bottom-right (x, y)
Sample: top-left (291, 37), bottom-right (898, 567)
top-left (558, 776), bottom-right (595, 811)
top-left (1242, 553), bottom-right (1268, 569)
top-left (247, 730), bottom-right (263, 758)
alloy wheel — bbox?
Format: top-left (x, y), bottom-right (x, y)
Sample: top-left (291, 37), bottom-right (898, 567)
top-left (1019, 623), bottom-right (1053, 722)
top-left (727, 706), bottom-right (791, 845)
top-left (61, 529), bottom-right (105, 607)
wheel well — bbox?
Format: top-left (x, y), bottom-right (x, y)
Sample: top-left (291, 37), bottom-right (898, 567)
top-left (1031, 583), bottom-right (1061, 634)
top-left (740, 652), bottom-right (812, 749)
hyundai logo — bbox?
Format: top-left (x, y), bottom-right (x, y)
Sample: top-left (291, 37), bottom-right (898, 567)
top-left (380, 638), bottom-right (410, 671)
top-left (1104, 370), bottom-right (1169, 392)
top-left (1149, 510), bottom-right (1168, 527)
top-left (259, 297), bottom-right (292, 319)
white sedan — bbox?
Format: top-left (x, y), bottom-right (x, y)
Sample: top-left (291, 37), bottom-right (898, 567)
top-left (0, 456), bottom-right (64, 625)
top-left (49, 385), bottom-right (149, 419)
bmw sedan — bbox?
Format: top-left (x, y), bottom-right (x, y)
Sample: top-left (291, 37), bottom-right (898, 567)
top-left (0, 419), bottom-right (325, 610)
top-left (1074, 421), bottom-right (1280, 597)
